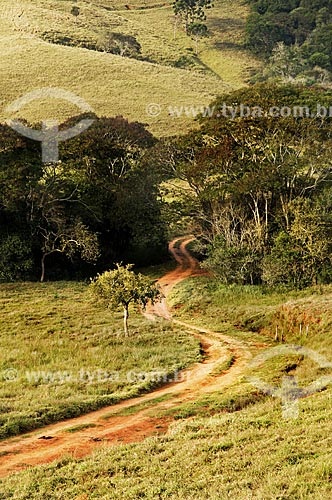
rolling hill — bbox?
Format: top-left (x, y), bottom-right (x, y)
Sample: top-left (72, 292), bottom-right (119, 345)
top-left (0, 0), bottom-right (259, 137)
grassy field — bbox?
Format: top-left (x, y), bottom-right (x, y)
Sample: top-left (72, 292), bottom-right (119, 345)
top-left (0, 278), bottom-right (331, 498)
top-left (0, 0), bottom-right (259, 137)
top-left (0, 281), bottom-right (200, 440)
top-left (168, 277), bottom-right (332, 395)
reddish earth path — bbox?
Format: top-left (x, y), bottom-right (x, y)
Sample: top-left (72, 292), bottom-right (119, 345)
top-left (0, 237), bottom-right (254, 478)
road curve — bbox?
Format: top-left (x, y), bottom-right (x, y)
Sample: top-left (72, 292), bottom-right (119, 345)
top-left (0, 237), bottom-right (253, 478)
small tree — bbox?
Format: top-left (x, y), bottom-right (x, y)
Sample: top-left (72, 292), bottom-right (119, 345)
top-left (89, 264), bottom-right (162, 336)
top-left (173, 0), bottom-right (213, 34)
top-left (188, 22), bottom-right (208, 55)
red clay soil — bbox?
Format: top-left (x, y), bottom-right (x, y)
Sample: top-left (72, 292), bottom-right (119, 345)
top-left (0, 237), bottom-right (255, 478)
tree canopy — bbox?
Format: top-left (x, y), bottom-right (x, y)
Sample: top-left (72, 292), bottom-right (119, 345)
top-left (173, 0), bottom-right (213, 34)
top-left (0, 116), bottom-right (167, 281)
top-left (89, 264), bottom-right (161, 336)
top-left (156, 84), bottom-right (332, 287)
top-left (246, 0), bottom-right (332, 82)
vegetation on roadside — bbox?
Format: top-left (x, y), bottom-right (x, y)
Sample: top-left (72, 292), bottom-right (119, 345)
top-left (158, 84), bottom-right (332, 288)
top-left (2, 391), bottom-right (331, 499)
top-left (169, 275), bottom-right (332, 353)
top-left (0, 116), bottom-right (166, 281)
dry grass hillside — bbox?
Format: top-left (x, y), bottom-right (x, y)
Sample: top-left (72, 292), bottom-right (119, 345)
top-left (0, 0), bottom-right (259, 136)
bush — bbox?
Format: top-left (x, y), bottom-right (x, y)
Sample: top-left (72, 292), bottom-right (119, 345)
top-left (40, 31), bottom-right (99, 51)
top-left (97, 33), bottom-right (142, 58)
top-left (203, 239), bottom-right (261, 285)
top-left (309, 52), bottom-right (331, 69)
top-left (0, 234), bottom-right (33, 281)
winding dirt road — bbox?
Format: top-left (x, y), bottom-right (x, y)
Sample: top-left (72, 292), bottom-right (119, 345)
top-left (0, 237), bottom-right (253, 478)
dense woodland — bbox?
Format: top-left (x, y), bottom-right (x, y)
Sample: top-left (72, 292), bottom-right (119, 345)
top-left (2, 0), bottom-right (332, 287)
top-left (2, 83), bottom-right (332, 288)
top-left (160, 84), bottom-right (332, 287)
top-left (246, 0), bottom-right (332, 82)
top-left (0, 116), bottom-right (166, 282)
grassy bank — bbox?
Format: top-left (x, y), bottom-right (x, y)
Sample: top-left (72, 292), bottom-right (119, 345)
top-left (168, 277), bottom-right (332, 355)
top-left (1, 278), bottom-right (331, 498)
top-left (0, 374), bottom-right (331, 498)
top-left (0, 281), bottom-right (200, 439)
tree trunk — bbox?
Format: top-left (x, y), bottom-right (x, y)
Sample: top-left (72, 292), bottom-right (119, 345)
top-left (40, 254), bottom-right (46, 283)
top-left (123, 305), bottom-right (129, 337)
top-left (185, 12), bottom-right (189, 34)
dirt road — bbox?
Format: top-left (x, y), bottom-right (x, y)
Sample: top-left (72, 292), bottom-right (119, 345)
top-left (0, 237), bottom-right (253, 478)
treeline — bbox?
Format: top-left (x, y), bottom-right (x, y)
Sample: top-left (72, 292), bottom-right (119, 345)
top-left (158, 84), bottom-right (332, 288)
top-left (246, 0), bottom-right (332, 82)
top-left (4, 84), bottom-right (332, 288)
top-left (0, 116), bottom-right (166, 282)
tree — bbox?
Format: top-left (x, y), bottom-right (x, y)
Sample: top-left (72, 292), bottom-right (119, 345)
top-left (264, 42), bottom-right (308, 81)
top-left (155, 84), bottom-right (332, 285)
top-left (59, 115), bottom-right (166, 267)
top-left (0, 234), bottom-right (33, 282)
top-left (245, 12), bottom-right (295, 58)
top-left (173, 0), bottom-right (213, 34)
top-left (89, 264), bottom-right (162, 336)
top-left (262, 194), bottom-right (332, 288)
top-left (188, 22), bottom-right (208, 54)
top-left (40, 219), bottom-right (99, 282)
top-left (0, 115), bottom-right (166, 281)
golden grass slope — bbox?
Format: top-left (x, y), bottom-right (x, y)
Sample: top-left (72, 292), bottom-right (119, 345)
top-left (0, 0), bottom-right (259, 137)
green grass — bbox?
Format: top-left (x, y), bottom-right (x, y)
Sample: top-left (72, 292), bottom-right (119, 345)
top-left (0, 0), bottom-right (259, 137)
top-left (0, 390), bottom-right (331, 498)
top-left (0, 279), bottom-right (331, 497)
top-left (210, 353), bottom-right (236, 376)
top-left (0, 281), bottom-right (201, 440)
top-left (64, 423), bottom-right (98, 433)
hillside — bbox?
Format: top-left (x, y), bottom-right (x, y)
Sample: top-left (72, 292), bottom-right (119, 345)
top-left (0, 0), bottom-right (259, 137)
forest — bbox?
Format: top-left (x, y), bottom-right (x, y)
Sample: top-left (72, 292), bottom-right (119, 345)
top-left (2, 83), bottom-right (332, 289)
top-left (246, 0), bottom-right (332, 82)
